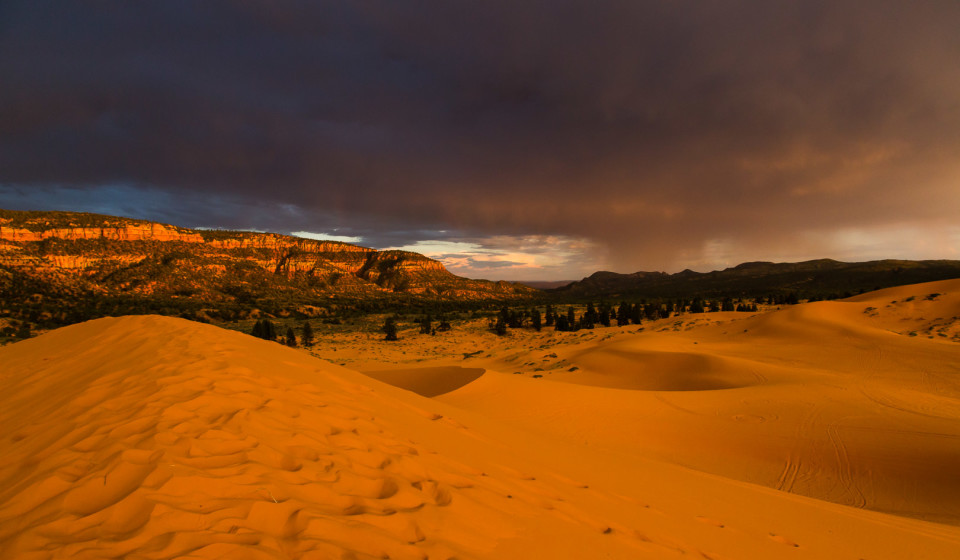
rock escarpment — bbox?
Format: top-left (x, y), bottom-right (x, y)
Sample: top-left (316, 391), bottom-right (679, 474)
top-left (0, 209), bottom-right (535, 324)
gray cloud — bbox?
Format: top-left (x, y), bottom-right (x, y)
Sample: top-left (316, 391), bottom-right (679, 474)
top-left (2, 1), bottom-right (959, 276)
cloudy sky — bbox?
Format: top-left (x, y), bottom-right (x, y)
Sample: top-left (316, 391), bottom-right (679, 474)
top-left (2, 1), bottom-right (959, 280)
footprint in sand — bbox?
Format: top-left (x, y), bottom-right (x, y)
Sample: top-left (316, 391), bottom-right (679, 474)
top-left (695, 516), bottom-right (726, 528)
top-left (412, 480), bottom-right (453, 506)
top-left (769, 533), bottom-right (800, 547)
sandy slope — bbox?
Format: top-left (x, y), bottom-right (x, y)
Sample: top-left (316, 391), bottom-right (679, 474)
top-left (361, 367), bottom-right (485, 398)
top-left (433, 280), bottom-right (960, 525)
top-left (1, 281), bottom-right (960, 558)
top-left (1, 316), bottom-right (666, 559)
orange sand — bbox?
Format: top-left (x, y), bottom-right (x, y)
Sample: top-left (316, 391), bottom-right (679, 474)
top-left (2, 280), bottom-right (960, 558)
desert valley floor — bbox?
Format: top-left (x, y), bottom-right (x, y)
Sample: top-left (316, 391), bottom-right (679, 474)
top-left (2, 280), bottom-right (960, 559)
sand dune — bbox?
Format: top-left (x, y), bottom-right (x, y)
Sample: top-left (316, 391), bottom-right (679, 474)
top-left (1, 317), bottom-right (661, 559)
top-left (2, 282), bottom-right (960, 558)
top-left (560, 347), bottom-right (772, 391)
top-left (434, 279), bottom-right (960, 525)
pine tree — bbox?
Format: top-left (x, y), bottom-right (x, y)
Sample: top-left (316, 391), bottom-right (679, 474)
top-left (383, 317), bottom-right (399, 341)
top-left (644, 303), bottom-right (659, 320)
top-left (585, 303), bottom-right (598, 325)
top-left (498, 306), bottom-right (510, 329)
top-left (301, 321), bottom-right (314, 346)
top-left (251, 319), bottom-right (277, 340)
top-left (599, 303), bottom-right (611, 327)
top-left (531, 308), bottom-right (542, 331)
top-left (420, 314), bottom-right (432, 335)
top-left (263, 319), bottom-right (277, 340)
top-left (545, 304), bottom-right (555, 327)
top-left (494, 315), bottom-right (508, 336)
top-left (508, 309), bottom-right (522, 329)
top-left (285, 327), bottom-right (297, 347)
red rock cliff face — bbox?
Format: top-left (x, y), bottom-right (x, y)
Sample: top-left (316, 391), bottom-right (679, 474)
top-left (0, 217), bottom-right (379, 278)
top-left (206, 235), bottom-right (371, 254)
top-left (0, 224), bottom-right (205, 243)
top-left (0, 224), bottom-right (377, 255)
top-left (0, 209), bottom-right (537, 301)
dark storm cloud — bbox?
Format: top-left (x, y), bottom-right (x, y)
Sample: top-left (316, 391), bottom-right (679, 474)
top-left (2, 1), bottom-right (959, 274)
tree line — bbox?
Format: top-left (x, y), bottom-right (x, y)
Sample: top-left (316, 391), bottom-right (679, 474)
top-left (486, 297), bottom-right (763, 336)
top-left (249, 318), bottom-right (314, 347)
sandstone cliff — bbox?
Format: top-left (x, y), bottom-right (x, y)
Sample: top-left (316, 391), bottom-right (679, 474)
top-left (0, 209), bottom-right (537, 325)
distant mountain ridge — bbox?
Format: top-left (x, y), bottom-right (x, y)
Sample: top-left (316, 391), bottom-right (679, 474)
top-left (0, 209), bottom-right (535, 327)
top-left (555, 259), bottom-right (960, 300)
top-left (510, 280), bottom-right (575, 290)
